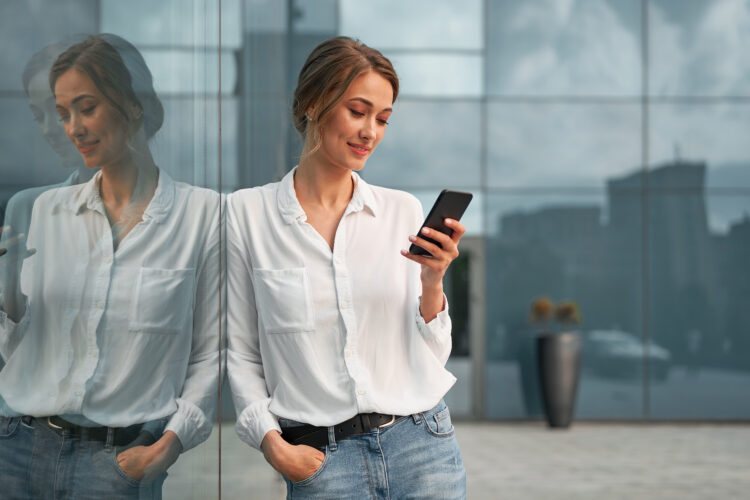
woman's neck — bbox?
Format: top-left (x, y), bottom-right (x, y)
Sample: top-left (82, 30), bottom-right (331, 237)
top-left (99, 143), bottom-right (158, 209)
top-left (295, 155), bottom-right (354, 210)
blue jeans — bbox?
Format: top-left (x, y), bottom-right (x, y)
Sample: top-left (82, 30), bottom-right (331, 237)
top-left (282, 400), bottom-right (466, 499)
top-left (0, 416), bottom-right (165, 499)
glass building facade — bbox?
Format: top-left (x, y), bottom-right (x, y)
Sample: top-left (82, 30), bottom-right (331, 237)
top-left (1, 0), bottom-right (749, 497)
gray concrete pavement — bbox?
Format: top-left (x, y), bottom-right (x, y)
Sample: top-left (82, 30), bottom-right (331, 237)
top-left (165, 422), bottom-right (750, 499)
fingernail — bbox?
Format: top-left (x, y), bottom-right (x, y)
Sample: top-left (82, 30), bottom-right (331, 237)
top-left (400, 249), bottom-right (408, 255)
top-left (408, 235), bottom-right (416, 242)
top-left (422, 227), bottom-right (430, 235)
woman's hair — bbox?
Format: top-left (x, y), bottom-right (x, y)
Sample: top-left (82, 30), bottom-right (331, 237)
top-left (49, 34), bottom-right (164, 139)
top-left (292, 36), bottom-right (399, 155)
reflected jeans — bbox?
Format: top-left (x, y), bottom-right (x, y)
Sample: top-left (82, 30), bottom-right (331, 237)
top-left (282, 399), bottom-right (466, 499)
top-left (0, 415), bottom-right (165, 500)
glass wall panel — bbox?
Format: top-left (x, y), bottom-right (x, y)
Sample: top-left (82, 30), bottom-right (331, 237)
top-left (648, 192), bottom-right (750, 419)
top-left (487, 102), bottom-right (642, 189)
top-left (339, 0), bottom-right (483, 50)
top-left (649, 0), bottom-right (750, 97)
top-left (386, 54), bottom-right (483, 98)
top-left (487, 0), bottom-right (642, 97)
top-left (485, 192), bottom-right (644, 419)
top-left (363, 100), bottom-right (482, 189)
top-left (1, 1), bottom-right (222, 497)
top-left (650, 103), bottom-right (750, 189)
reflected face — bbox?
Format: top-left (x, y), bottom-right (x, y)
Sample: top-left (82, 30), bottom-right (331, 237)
top-left (27, 70), bottom-right (82, 169)
top-left (54, 68), bottom-right (131, 170)
top-left (314, 70), bottom-right (393, 172)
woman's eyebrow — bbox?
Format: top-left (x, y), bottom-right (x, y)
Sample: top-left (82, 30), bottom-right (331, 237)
top-left (56, 94), bottom-right (96, 109)
top-left (348, 97), bottom-right (392, 113)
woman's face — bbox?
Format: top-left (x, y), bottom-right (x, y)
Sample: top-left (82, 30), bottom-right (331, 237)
top-left (27, 70), bottom-right (82, 169)
top-left (54, 68), bottom-right (132, 170)
top-left (314, 70), bottom-right (393, 172)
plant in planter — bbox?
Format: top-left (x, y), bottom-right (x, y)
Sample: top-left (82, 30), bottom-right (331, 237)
top-left (529, 297), bottom-right (583, 428)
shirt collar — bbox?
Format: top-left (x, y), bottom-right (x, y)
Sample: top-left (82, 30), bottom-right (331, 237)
top-left (277, 166), bottom-right (379, 225)
top-left (60, 167), bottom-right (174, 223)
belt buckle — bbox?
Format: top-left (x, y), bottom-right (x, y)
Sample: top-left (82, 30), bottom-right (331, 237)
top-left (378, 415), bottom-right (396, 428)
top-left (47, 417), bottom-right (63, 430)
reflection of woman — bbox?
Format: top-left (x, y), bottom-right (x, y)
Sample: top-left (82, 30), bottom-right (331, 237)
top-left (228, 37), bottom-right (466, 498)
top-left (0, 35), bottom-right (221, 498)
top-left (2, 37), bottom-right (93, 236)
top-left (0, 39), bottom-right (94, 346)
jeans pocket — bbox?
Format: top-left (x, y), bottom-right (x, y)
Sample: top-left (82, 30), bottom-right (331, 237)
top-left (291, 447), bottom-right (331, 487)
top-left (111, 447), bottom-right (142, 488)
top-left (0, 416), bottom-right (20, 438)
top-left (422, 401), bottom-right (455, 437)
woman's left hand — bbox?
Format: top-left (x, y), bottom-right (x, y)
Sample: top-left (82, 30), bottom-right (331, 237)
top-left (116, 430), bottom-right (183, 483)
top-left (401, 218), bottom-right (466, 321)
top-left (402, 218), bottom-right (466, 287)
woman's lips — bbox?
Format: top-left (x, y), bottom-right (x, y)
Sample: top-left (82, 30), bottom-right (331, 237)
top-left (77, 141), bottom-right (98, 154)
top-left (347, 142), bottom-right (370, 157)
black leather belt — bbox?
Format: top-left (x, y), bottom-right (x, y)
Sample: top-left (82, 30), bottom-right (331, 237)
top-left (281, 412), bottom-right (402, 449)
top-left (26, 416), bottom-right (143, 447)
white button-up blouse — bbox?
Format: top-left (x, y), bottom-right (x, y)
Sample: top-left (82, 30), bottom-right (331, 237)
top-left (0, 170), bottom-right (222, 451)
top-left (227, 167), bottom-right (456, 450)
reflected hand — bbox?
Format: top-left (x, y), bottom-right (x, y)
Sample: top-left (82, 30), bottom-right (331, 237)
top-left (261, 430), bottom-right (325, 483)
top-left (0, 227), bottom-right (35, 320)
top-left (0, 227), bottom-right (36, 261)
top-left (116, 430), bottom-right (182, 483)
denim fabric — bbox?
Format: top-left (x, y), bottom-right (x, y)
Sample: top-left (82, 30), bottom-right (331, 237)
top-left (283, 400), bottom-right (466, 499)
top-left (0, 416), bottom-right (165, 499)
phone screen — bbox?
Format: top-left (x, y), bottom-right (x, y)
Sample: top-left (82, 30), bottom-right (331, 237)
top-left (409, 190), bottom-right (473, 256)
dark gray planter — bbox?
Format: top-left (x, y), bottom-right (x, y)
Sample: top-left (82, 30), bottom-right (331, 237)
top-left (536, 332), bottom-right (582, 428)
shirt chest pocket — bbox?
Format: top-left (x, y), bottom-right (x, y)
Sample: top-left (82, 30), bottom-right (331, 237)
top-left (129, 267), bottom-right (196, 334)
top-left (253, 267), bottom-right (314, 334)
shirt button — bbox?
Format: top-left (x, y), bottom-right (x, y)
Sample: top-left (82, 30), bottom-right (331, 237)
top-left (75, 390), bottom-right (83, 397)
top-left (357, 388), bottom-right (366, 396)
top-left (105, 257), bottom-right (113, 264)
top-left (335, 257), bottom-right (343, 265)
top-left (345, 349), bottom-right (352, 357)
top-left (340, 301), bottom-right (349, 309)
top-left (96, 300), bottom-right (105, 309)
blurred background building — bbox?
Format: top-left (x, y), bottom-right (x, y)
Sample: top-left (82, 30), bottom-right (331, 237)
top-left (2, 0), bottom-right (750, 495)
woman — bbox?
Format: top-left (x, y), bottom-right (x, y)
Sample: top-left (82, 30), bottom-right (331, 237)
top-left (0, 34), bottom-right (221, 499)
top-left (227, 37), bottom-right (466, 499)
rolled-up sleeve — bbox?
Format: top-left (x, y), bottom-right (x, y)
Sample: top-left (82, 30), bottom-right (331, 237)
top-left (0, 304), bottom-right (30, 362)
top-left (226, 194), bottom-right (280, 450)
top-left (415, 294), bottom-right (452, 365)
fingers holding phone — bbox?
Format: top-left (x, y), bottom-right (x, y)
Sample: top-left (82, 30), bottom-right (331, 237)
top-left (402, 218), bottom-right (466, 288)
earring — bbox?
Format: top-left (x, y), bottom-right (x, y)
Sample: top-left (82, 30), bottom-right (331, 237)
top-left (305, 114), bottom-right (312, 122)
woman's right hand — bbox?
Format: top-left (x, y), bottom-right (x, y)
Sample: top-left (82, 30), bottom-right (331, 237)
top-left (261, 430), bottom-right (325, 482)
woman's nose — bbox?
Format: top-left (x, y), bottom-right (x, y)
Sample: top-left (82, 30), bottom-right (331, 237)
top-left (66, 113), bottom-right (85, 138)
top-left (360, 117), bottom-right (375, 141)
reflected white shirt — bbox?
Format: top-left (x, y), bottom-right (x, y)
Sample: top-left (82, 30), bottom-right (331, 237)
top-left (0, 170), bottom-right (222, 451)
top-left (227, 167), bottom-right (455, 450)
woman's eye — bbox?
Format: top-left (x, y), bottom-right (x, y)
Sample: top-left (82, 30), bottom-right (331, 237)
top-left (350, 109), bottom-right (364, 117)
top-left (58, 114), bottom-right (70, 123)
top-left (82, 106), bottom-right (96, 115)
top-left (377, 118), bottom-right (390, 125)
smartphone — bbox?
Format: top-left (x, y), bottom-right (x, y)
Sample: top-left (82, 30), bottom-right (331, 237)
top-left (409, 189), bottom-right (473, 256)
